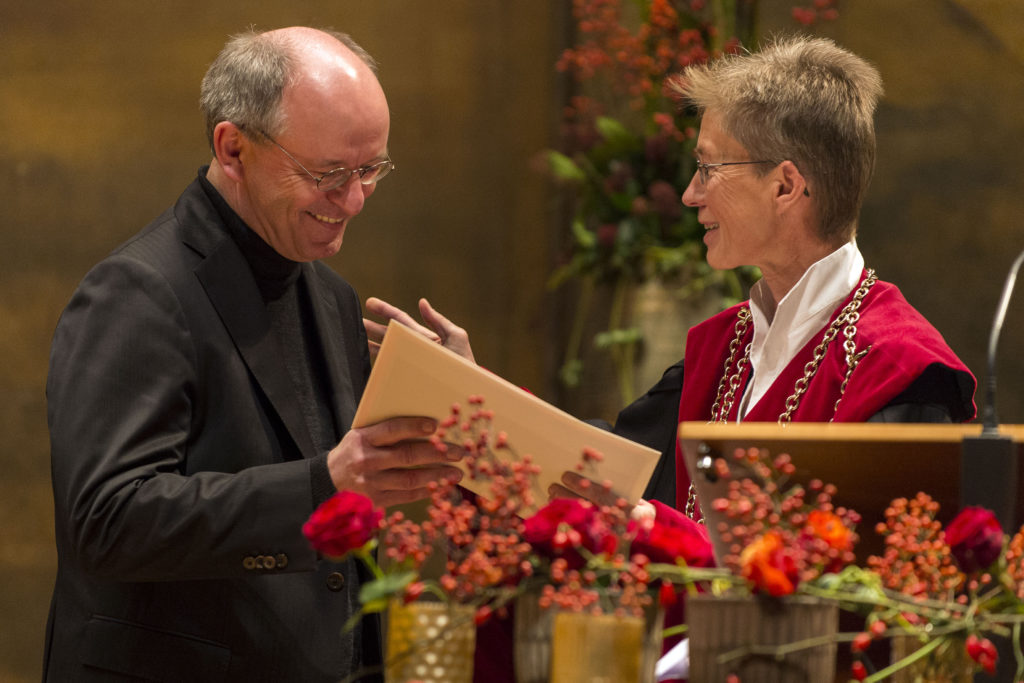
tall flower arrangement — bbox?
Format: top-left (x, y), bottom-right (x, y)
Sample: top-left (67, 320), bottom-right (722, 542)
top-left (546, 0), bottom-right (838, 403)
top-left (839, 495), bottom-right (1024, 681)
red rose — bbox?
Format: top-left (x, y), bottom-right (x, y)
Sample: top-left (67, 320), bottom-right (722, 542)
top-left (946, 506), bottom-right (1003, 573)
top-left (629, 514), bottom-right (714, 568)
top-left (302, 490), bottom-right (383, 560)
top-left (739, 532), bottom-right (800, 596)
top-left (523, 498), bottom-right (616, 569)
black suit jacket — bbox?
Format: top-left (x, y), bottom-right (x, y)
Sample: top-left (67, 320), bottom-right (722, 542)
top-left (44, 176), bottom-right (380, 682)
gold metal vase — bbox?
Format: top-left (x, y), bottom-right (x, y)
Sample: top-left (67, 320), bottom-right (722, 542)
top-left (385, 600), bottom-right (475, 683)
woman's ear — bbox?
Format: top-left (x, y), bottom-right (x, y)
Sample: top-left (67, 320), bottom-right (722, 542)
top-left (211, 121), bottom-right (246, 183)
top-left (775, 159), bottom-right (810, 209)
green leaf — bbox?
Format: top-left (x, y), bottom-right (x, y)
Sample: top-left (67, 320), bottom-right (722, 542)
top-left (594, 327), bottom-right (643, 349)
top-left (570, 218), bottom-right (597, 249)
top-left (358, 570), bottom-right (418, 607)
top-left (559, 358), bottom-right (584, 387)
top-left (595, 116), bottom-right (634, 147)
top-left (547, 150), bottom-right (586, 182)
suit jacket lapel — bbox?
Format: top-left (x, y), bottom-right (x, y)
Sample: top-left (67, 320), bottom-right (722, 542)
top-left (179, 189), bottom-right (318, 460)
top-left (303, 264), bottom-right (357, 436)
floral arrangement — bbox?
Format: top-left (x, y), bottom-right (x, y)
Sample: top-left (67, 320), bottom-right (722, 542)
top-left (837, 494), bottom-right (1024, 681)
top-left (302, 394), bottom-right (722, 683)
top-left (302, 396), bottom-right (713, 622)
top-left (678, 446), bottom-right (1024, 680)
top-left (545, 0), bottom-right (839, 400)
top-left (302, 396), bottom-right (537, 627)
top-left (708, 447), bottom-right (860, 597)
top-left (522, 484), bottom-right (715, 619)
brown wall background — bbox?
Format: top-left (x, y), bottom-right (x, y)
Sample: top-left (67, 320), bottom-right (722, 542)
top-left (2, 1), bottom-right (1022, 679)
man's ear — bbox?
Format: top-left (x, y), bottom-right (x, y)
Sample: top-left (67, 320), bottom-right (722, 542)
top-left (212, 121), bottom-right (247, 183)
top-left (774, 159), bottom-right (810, 210)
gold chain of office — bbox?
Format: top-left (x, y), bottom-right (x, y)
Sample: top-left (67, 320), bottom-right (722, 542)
top-left (684, 269), bottom-right (878, 520)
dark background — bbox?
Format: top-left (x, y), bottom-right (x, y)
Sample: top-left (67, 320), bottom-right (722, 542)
top-left (2, 1), bottom-right (1022, 678)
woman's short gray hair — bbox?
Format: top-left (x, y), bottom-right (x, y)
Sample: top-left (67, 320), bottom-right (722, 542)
top-left (198, 28), bottom-right (377, 152)
top-left (670, 35), bottom-right (884, 244)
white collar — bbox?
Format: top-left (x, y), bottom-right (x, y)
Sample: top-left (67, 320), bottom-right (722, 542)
top-left (739, 241), bottom-right (865, 418)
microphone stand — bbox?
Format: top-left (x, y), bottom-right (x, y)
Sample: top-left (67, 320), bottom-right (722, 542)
top-left (960, 248), bottom-right (1024, 531)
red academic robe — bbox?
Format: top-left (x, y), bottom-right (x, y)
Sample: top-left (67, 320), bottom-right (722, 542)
top-left (675, 272), bottom-right (977, 509)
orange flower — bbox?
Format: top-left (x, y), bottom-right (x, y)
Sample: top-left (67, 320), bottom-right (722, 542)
top-left (806, 509), bottom-right (854, 552)
top-left (739, 532), bottom-right (799, 596)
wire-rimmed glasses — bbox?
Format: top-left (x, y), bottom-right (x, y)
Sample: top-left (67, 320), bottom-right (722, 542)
top-left (249, 128), bottom-right (394, 192)
top-left (695, 159), bottom-right (777, 185)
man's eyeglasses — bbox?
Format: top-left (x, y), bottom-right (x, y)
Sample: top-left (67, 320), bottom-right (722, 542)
top-left (695, 159), bottom-right (777, 185)
top-left (249, 128), bottom-right (394, 192)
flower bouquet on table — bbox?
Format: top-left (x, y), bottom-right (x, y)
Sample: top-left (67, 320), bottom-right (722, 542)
top-left (303, 396), bottom-right (538, 683)
top-left (514, 456), bottom-right (716, 683)
top-left (833, 495), bottom-right (1024, 682)
top-left (672, 446), bottom-right (862, 682)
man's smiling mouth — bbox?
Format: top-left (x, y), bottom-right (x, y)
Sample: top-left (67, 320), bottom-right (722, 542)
top-left (311, 212), bottom-right (345, 225)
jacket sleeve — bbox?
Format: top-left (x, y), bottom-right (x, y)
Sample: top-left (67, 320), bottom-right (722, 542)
top-left (47, 255), bottom-right (319, 582)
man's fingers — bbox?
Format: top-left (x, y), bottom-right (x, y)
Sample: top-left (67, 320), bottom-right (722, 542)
top-left (363, 317), bottom-right (388, 342)
top-left (365, 297), bottom-right (441, 343)
top-left (418, 298), bottom-right (475, 362)
top-left (361, 416), bottom-right (437, 447)
top-left (373, 464), bottom-right (464, 495)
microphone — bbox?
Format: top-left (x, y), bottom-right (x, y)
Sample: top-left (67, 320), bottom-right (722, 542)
top-left (960, 247), bottom-right (1024, 531)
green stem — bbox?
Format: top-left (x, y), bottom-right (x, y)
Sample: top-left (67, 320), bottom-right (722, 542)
top-left (862, 635), bottom-right (947, 683)
top-left (710, 0), bottom-right (734, 52)
top-left (717, 631), bottom-right (859, 665)
top-left (560, 275), bottom-right (595, 387)
top-left (1015, 621), bottom-right (1024, 682)
top-left (607, 276), bottom-right (636, 405)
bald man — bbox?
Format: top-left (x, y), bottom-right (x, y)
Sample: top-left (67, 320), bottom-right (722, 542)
top-left (43, 27), bottom-right (458, 682)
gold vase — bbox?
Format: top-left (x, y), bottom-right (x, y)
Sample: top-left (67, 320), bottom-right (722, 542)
top-left (385, 600), bottom-right (475, 683)
top-left (889, 636), bottom-right (974, 683)
top-left (687, 593), bottom-right (838, 682)
top-left (514, 591), bottom-right (663, 683)
top-left (549, 610), bottom-right (647, 683)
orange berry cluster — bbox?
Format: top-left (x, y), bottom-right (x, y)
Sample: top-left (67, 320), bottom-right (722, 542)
top-left (710, 447), bottom-right (859, 594)
top-left (384, 397), bottom-right (538, 615)
top-left (866, 492), bottom-right (963, 600)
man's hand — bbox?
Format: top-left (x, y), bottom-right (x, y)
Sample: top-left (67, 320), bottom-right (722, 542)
top-left (364, 297), bottom-right (475, 363)
top-left (327, 416), bottom-right (464, 508)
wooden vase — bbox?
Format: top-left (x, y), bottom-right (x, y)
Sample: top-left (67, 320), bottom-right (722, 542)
top-left (687, 593), bottom-right (838, 682)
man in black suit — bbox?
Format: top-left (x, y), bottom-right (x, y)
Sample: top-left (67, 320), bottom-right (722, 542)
top-left (43, 27), bottom-right (462, 682)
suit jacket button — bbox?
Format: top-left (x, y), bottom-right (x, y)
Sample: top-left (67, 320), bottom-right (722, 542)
top-left (243, 556), bottom-right (257, 570)
top-left (326, 572), bottom-right (345, 592)
top-left (262, 555), bottom-right (277, 570)
top-left (275, 553), bottom-right (288, 569)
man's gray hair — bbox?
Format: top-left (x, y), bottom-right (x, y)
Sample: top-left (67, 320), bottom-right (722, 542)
top-left (199, 28), bottom-right (377, 152)
top-left (670, 35), bottom-right (884, 243)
